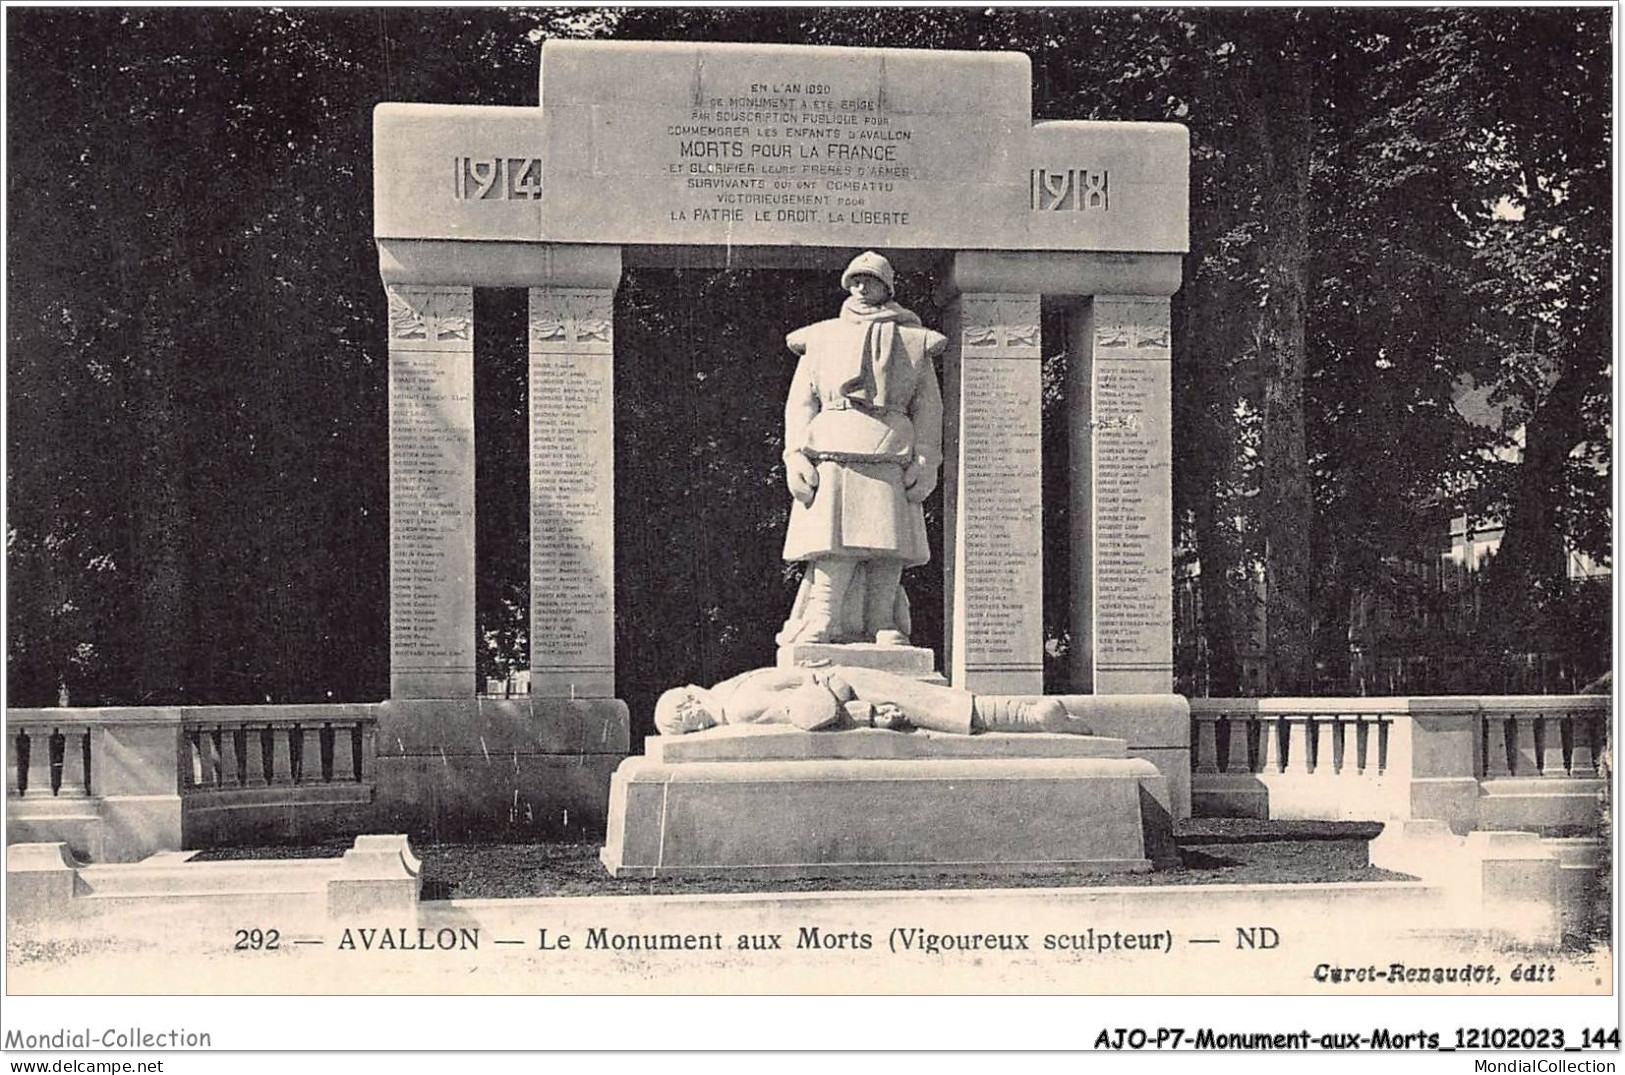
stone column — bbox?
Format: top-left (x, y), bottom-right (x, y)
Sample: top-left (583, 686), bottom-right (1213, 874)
top-left (1069, 296), bottom-right (1174, 694)
top-left (528, 286), bottom-right (616, 698)
top-left (940, 290), bottom-right (1044, 694)
top-left (386, 285), bottom-right (476, 699)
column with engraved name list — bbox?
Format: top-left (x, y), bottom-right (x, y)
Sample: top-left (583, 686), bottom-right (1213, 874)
top-left (528, 286), bottom-right (616, 698)
top-left (1072, 296), bottom-right (1174, 694)
top-left (941, 291), bottom-right (1045, 695)
top-left (386, 285), bottom-right (477, 699)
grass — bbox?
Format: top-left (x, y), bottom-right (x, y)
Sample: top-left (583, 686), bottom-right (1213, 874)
top-left (192, 818), bottom-right (1411, 900)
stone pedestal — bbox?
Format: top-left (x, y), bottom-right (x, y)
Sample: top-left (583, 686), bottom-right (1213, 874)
top-left (386, 284), bottom-right (476, 699)
top-left (776, 642), bottom-right (944, 683)
top-left (529, 285), bottom-right (616, 699)
top-left (940, 289), bottom-right (1045, 694)
top-left (1069, 296), bottom-right (1174, 694)
top-left (601, 726), bottom-right (1169, 878)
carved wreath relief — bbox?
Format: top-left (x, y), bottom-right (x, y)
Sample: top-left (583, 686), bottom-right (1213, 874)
top-left (387, 286), bottom-right (473, 346)
top-left (1095, 301), bottom-right (1171, 356)
top-left (530, 289), bottom-right (613, 352)
top-left (960, 295), bottom-right (1040, 354)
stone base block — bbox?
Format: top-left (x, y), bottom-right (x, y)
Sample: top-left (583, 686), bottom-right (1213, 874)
top-left (373, 753), bottom-right (621, 841)
top-left (373, 696), bottom-right (629, 840)
top-left (602, 727), bottom-right (1168, 878)
top-left (97, 794), bottom-right (184, 863)
top-left (1409, 776), bottom-right (1482, 834)
top-left (8, 799), bottom-right (104, 863)
top-left (1547, 837), bottom-right (1610, 939)
top-left (377, 696), bottom-right (629, 755)
top-left (5, 843), bottom-right (84, 926)
top-left (183, 784), bottom-right (374, 848)
top-left (1054, 694), bottom-right (1190, 818)
top-left (1190, 773), bottom-right (1271, 820)
top-left (1477, 778), bottom-right (1606, 832)
top-left (1465, 831), bottom-right (1563, 946)
top-left (328, 835), bottom-right (422, 921)
top-left (777, 642), bottom-right (945, 683)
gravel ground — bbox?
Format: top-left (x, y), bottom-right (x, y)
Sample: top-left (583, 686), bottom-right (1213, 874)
top-left (193, 818), bottom-right (1410, 900)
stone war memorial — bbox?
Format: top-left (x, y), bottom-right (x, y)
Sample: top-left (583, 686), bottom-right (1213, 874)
top-left (374, 39), bottom-right (1190, 875)
top-left (7, 35), bottom-right (1611, 998)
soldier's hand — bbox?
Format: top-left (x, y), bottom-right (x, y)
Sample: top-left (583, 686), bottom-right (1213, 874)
top-left (903, 460), bottom-right (938, 503)
top-left (786, 452), bottom-right (819, 505)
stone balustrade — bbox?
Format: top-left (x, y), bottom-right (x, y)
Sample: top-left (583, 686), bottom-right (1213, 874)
top-left (7, 704), bottom-right (380, 861)
top-left (1475, 696), bottom-right (1607, 779)
top-left (1189, 695), bottom-right (1609, 832)
top-left (178, 705), bottom-right (378, 848)
top-left (9, 716), bottom-right (96, 800)
top-left (181, 709), bottom-right (374, 792)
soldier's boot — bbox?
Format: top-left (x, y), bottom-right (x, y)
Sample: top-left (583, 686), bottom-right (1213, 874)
top-left (971, 696), bottom-right (1091, 735)
top-left (794, 559), bottom-right (858, 643)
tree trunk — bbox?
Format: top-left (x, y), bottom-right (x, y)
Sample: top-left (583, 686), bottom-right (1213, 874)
top-left (1255, 36), bottom-right (1315, 696)
top-left (131, 352), bottom-right (190, 703)
top-left (1484, 367), bottom-right (1587, 649)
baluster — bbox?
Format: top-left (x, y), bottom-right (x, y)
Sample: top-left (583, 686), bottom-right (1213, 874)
top-left (300, 724), bottom-right (325, 784)
top-left (319, 724), bottom-right (336, 782)
top-left (357, 722), bottom-right (375, 783)
top-left (59, 727), bottom-right (90, 796)
top-left (1214, 717), bottom-right (1232, 773)
top-left (8, 726), bottom-right (29, 797)
top-left (1193, 717), bottom-right (1219, 774)
top-left (1354, 718), bottom-right (1370, 774)
top-left (350, 723), bottom-right (368, 782)
top-left (229, 726), bottom-right (250, 787)
top-left (244, 725), bottom-right (269, 787)
top-left (288, 724), bottom-right (305, 783)
top-left (329, 724), bottom-right (355, 782)
top-left (1482, 715), bottom-right (1514, 777)
top-left (269, 723), bottom-right (293, 787)
top-left (1376, 719), bottom-right (1390, 774)
top-left (1259, 716), bottom-right (1287, 773)
top-left (1330, 718), bottom-right (1347, 774)
top-left (331, 722), bottom-right (358, 784)
top-left (25, 726), bottom-right (55, 798)
top-left (182, 728), bottom-right (201, 788)
top-left (1568, 712), bottom-right (1600, 778)
top-left (206, 727), bottom-right (224, 786)
top-left (1512, 713), bottom-right (1542, 776)
top-left (1286, 718), bottom-right (1309, 775)
top-left (1223, 717), bottom-right (1252, 773)
top-left (1304, 718), bottom-right (1324, 774)
top-left (47, 728), bottom-right (66, 794)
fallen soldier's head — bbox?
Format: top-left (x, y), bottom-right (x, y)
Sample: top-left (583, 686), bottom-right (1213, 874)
top-left (654, 685), bottom-right (723, 735)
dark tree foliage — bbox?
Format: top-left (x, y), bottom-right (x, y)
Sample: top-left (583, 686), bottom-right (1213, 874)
top-left (7, 8), bottom-right (1609, 717)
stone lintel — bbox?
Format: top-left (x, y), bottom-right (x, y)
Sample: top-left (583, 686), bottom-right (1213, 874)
top-left (378, 240), bottom-right (622, 288)
top-left (936, 250), bottom-right (1184, 305)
